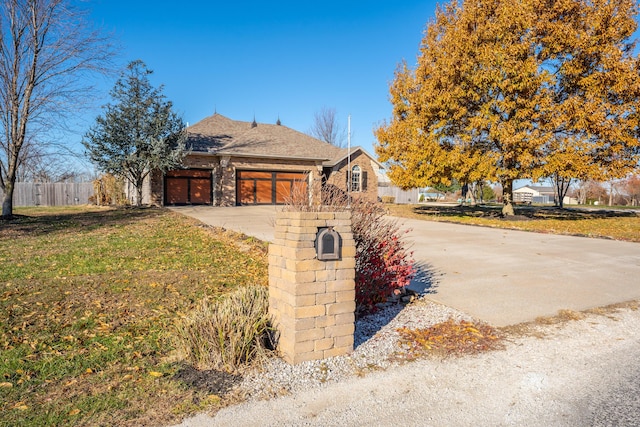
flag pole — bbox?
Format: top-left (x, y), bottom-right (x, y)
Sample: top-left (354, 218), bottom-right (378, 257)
top-left (347, 114), bottom-right (351, 206)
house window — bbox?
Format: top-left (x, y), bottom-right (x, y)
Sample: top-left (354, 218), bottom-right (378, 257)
top-left (351, 165), bottom-right (361, 192)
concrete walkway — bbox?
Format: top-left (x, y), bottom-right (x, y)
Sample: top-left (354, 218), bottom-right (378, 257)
top-left (170, 206), bottom-right (640, 327)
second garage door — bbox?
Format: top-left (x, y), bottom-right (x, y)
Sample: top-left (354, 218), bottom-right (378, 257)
top-left (165, 169), bottom-right (212, 205)
top-left (237, 171), bottom-right (308, 205)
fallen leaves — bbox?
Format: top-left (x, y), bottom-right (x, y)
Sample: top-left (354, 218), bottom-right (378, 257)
top-left (0, 207), bottom-right (269, 426)
top-left (397, 319), bottom-right (503, 358)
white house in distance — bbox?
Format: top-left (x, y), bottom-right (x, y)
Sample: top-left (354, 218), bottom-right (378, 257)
top-left (513, 185), bottom-right (577, 205)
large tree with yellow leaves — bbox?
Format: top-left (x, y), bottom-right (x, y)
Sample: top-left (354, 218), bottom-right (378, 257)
top-left (375, 0), bottom-right (640, 215)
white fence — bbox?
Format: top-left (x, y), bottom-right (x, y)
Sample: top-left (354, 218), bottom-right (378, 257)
top-left (0, 182), bottom-right (94, 206)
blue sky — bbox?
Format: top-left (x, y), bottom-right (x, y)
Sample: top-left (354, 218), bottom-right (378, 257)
top-left (80, 0), bottom-right (439, 158)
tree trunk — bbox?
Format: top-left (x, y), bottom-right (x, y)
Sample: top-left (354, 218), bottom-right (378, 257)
top-left (136, 184), bottom-right (143, 207)
top-left (502, 179), bottom-right (515, 216)
top-left (1, 182), bottom-right (15, 219)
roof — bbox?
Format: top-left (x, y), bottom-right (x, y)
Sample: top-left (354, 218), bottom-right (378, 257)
top-left (514, 185), bottom-right (555, 194)
top-left (186, 114), bottom-right (346, 164)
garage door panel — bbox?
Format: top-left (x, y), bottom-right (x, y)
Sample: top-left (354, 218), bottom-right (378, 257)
top-left (190, 179), bottom-right (211, 204)
top-left (241, 171), bottom-right (272, 179)
top-left (256, 180), bottom-right (272, 204)
top-left (275, 181), bottom-right (291, 204)
top-left (166, 178), bottom-right (189, 204)
top-left (239, 180), bottom-right (255, 204)
top-left (276, 172), bottom-right (307, 180)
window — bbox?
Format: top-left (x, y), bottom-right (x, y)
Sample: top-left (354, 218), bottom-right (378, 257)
top-left (351, 165), bottom-right (361, 192)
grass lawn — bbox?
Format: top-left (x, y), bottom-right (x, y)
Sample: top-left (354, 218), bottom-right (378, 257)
top-left (0, 206), bottom-right (268, 427)
top-left (385, 204), bottom-right (640, 242)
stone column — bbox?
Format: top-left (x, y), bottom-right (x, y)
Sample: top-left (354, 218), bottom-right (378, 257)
top-left (268, 211), bottom-right (356, 364)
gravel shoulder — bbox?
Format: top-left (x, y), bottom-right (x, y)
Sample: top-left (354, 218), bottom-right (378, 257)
top-left (172, 299), bottom-right (640, 427)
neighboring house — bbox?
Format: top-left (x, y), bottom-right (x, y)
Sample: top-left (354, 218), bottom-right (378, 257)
top-left (146, 114), bottom-right (381, 206)
top-left (513, 185), bottom-right (577, 205)
top-left (513, 185), bottom-right (555, 203)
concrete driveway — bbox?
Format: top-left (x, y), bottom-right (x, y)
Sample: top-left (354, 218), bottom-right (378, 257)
top-left (170, 205), bottom-right (640, 327)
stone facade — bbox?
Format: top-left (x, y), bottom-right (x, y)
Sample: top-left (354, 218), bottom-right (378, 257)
top-left (325, 151), bottom-right (378, 203)
top-left (268, 211), bottom-right (356, 364)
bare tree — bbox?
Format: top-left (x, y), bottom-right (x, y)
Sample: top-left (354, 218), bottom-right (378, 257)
top-left (308, 106), bottom-right (347, 147)
top-left (0, 0), bottom-right (113, 219)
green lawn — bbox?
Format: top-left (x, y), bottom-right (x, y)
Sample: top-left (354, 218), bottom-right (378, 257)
top-left (385, 204), bottom-right (640, 242)
top-left (0, 206), bottom-right (268, 427)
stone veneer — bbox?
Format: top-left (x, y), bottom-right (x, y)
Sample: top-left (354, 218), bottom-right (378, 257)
top-left (268, 211), bottom-right (356, 364)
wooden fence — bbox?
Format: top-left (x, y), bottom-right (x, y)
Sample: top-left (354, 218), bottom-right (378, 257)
top-left (0, 182), bottom-right (94, 206)
top-left (377, 185), bottom-right (421, 204)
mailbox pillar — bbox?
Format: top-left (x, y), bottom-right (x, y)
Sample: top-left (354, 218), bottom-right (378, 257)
top-left (268, 211), bottom-right (356, 364)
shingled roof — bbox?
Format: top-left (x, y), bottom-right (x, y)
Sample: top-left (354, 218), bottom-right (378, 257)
top-left (186, 114), bottom-right (346, 163)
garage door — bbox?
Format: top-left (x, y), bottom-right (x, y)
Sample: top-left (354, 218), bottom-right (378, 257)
top-left (237, 171), bottom-right (307, 205)
top-left (165, 170), bottom-right (212, 205)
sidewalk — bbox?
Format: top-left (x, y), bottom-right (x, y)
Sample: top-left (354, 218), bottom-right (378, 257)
top-left (170, 206), bottom-right (640, 327)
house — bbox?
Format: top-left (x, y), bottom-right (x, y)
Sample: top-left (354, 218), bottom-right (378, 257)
top-left (513, 185), bottom-right (556, 204)
top-left (146, 114), bottom-right (381, 206)
top-left (513, 185), bottom-right (577, 205)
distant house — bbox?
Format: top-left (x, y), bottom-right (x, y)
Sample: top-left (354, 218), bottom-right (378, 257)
top-left (143, 114), bottom-right (381, 206)
top-left (513, 185), bottom-right (577, 205)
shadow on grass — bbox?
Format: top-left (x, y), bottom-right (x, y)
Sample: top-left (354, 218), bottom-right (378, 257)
top-left (411, 204), bottom-right (638, 221)
top-left (0, 206), bottom-right (165, 237)
top-left (354, 262), bottom-right (438, 348)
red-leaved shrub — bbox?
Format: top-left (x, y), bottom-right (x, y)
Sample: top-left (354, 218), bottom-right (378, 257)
top-left (285, 182), bottom-right (415, 317)
top-left (350, 197), bottom-right (415, 316)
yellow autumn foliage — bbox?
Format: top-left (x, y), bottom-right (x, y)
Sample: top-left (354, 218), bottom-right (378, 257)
top-left (376, 0), bottom-right (640, 215)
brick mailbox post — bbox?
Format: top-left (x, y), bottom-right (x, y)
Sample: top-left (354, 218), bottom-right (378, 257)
top-left (268, 211), bottom-right (356, 364)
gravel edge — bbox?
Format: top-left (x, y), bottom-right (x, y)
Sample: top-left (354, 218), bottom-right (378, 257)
top-left (236, 297), bottom-right (476, 400)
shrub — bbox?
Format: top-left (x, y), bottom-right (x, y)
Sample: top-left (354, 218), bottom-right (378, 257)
top-left (92, 173), bottom-right (127, 206)
top-left (174, 285), bottom-right (276, 372)
top-left (285, 183), bottom-right (415, 317)
top-left (381, 195), bottom-right (395, 204)
top-left (350, 197), bottom-right (415, 316)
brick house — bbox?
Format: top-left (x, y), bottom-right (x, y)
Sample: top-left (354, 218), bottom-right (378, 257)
top-left (145, 114), bottom-right (380, 206)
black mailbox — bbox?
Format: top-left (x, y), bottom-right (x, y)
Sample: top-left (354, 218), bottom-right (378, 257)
top-left (315, 227), bottom-right (341, 261)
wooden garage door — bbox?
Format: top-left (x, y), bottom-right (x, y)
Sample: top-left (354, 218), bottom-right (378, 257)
top-left (237, 171), bottom-right (307, 205)
top-left (165, 170), bottom-right (212, 205)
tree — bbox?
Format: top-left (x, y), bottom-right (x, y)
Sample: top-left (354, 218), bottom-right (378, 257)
top-left (308, 106), bottom-right (347, 147)
top-left (83, 60), bottom-right (187, 206)
top-left (0, 0), bottom-right (112, 219)
top-left (621, 175), bottom-right (640, 206)
top-left (375, 0), bottom-right (640, 216)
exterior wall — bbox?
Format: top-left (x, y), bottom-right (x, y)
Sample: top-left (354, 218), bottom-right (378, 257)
top-left (124, 176), bottom-right (152, 205)
top-left (154, 152), bottom-right (379, 206)
top-left (268, 211), bottom-right (356, 364)
top-left (325, 151), bottom-right (378, 202)
top-left (150, 169), bottom-right (164, 206)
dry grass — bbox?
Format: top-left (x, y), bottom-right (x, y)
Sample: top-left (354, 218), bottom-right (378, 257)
top-left (501, 300), bottom-right (640, 337)
top-left (396, 319), bottom-right (504, 359)
top-left (173, 286), bottom-right (275, 372)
